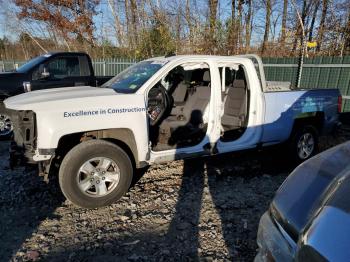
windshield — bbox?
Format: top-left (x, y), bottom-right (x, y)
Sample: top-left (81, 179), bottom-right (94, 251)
top-left (16, 55), bottom-right (47, 73)
top-left (102, 60), bottom-right (165, 93)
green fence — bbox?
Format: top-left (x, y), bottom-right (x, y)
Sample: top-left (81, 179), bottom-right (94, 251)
top-left (92, 58), bottom-right (137, 76)
top-left (262, 56), bottom-right (350, 111)
top-left (1, 56), bottom-right (350, 111)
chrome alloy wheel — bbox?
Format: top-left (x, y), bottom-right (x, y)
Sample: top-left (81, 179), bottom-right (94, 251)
top-left (76, 157), bottom-right (121, 197)
top-left (297, 132), bottom-right (315, 159)
top-left (0, 114), bottom-right (13, 137)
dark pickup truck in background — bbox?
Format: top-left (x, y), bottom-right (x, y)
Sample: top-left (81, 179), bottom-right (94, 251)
top-left (0, 52), bottom-right (112, 138)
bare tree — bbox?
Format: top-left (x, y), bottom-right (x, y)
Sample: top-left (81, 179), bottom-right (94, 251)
top-left (280, 0), bottom-right (288, 46)
top-left (308, 0), bottom-right (319, 42)
top-left (345, 6), bottom-right (350, 55)
top-left (107, 0), bottom-right (125, 46)
top-left (208, 0), bottom-right (218, 51)
top-left (316, 0), bottom-right (328, 51)
top-left (245, 0), bottom-right (252, 50)
top-left (237, 0), bottom-right (244, 50)
top-left (262, 0), bottom-right (271, 54)
top-left (228, 0), bottom-right (237, 54)
top-left (130, 0), bottom-right (138, 48)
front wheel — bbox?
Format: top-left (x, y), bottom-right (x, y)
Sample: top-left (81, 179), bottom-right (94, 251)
top-left (59, 140), bottom-right (133, 208)
top-left (0, 102), bottom-right (13, 139)
top-left (289, 125), bottom-right (319, 162)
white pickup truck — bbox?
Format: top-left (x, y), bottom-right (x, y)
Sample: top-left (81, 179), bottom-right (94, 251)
top-left (4, 55), bottom-right (341, 208)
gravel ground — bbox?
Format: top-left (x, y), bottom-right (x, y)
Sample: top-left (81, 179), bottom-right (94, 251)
top-left (0, 127), bottom-right (349, 262)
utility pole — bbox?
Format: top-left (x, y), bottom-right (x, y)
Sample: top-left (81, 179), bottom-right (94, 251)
top-left (291, 0), bottom-right (306, 89)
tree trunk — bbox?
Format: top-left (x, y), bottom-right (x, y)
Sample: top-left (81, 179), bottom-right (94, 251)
top-left (308, 0), bottom-right (319, 42)
top-left (130, 0), bottom-right (138, 48)
top-left (237, 0), bottom-right (243, 51)
top-left (208, 0), bottom-right (218, 51)
top-left (175, 7), bottom-right (182, 53)
top-left (107, 0), bottom-right (124, 47)
top-left (316, 0), bottom-right (328, 52)
top-left (186, 0), bottom-right (193, 45)
top-left (280, 0), bottom-right (288, 46)
top-left (228, 0), bottom-right (236, 54)
top-left (245, 0), bottom-right (252, 50)
top-left (124, 0), bottom-right (131, 48)
top-left (344, 7), bottom-right (350, 55)
top-left (262, 0), bottom-right (271, 54)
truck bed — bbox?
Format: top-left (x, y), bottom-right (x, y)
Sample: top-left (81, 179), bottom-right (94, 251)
top-left (261, 88), bottom-right (340, 144)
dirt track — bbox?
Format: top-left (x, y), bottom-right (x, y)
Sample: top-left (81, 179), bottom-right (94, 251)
top-left (0, 127), bottom-right (349, 262)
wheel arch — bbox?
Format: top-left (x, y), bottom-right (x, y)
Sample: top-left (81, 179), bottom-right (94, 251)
top-left (290, 111), bottom-right (325, 138)
top-left (56, 128), bottom-right (141, 169)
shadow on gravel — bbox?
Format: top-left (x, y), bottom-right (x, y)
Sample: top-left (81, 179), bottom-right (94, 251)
top-left (164, 145), bottom-right (295, 260)
top-left (0, 160), bottom-right (65, 261)
top-left (39, 146), bottom-right (293, 262)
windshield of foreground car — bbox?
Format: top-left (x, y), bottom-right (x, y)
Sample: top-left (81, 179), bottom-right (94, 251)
top-left (102, 60), bottom-right (166, 93)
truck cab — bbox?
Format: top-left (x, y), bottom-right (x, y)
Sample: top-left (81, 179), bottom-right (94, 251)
top-left (0, 52), bottom-right (111, 138)
top-left (4, 55), bottom-right (341, 208)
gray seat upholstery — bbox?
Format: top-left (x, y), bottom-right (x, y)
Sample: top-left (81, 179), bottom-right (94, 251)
top-left (170, 81), bottom-right (188, 116)
top-left (172, 81), bottom-right (187, 104)
top-left (202, 70), bottom-right (210, 83)
top-left (160, 70), bottom-right (211, 133)
top-left (221, 79), bottom-right (247, 130)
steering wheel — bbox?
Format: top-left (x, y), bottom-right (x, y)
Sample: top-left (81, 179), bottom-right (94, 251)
top-left (148, 84), bottom-right (170, 126)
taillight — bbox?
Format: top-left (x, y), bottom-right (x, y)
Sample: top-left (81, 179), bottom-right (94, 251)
top-left (338, 96), bottom-right (342, 113)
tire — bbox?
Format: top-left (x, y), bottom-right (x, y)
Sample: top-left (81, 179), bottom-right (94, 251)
top-left (59, 139), bottom-right (133, 208)
top-left (0, 102), bottom-right (13, 140)
top-left (289, 125), bottom-right (319, 163)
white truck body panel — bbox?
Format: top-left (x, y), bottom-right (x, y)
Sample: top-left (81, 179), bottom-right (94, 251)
top-left (5, 56), bottom-right (265, 164)
top-left (5, 86), bottom-right (150, 162)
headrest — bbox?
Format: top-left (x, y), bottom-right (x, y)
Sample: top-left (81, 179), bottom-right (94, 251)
top-left (232, 79), bottom-right (246, 89)
top-left (173, 82), bottom-right (187, 103)
top-left (203, 71), bottom-right (210, 82)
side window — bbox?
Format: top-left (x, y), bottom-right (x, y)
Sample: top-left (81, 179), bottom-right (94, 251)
top-left (78, 56), bottom-right (91, 76)
top-left (31, 56), bottom-right (83, 81)
top-left (32, 64), bottom-right (45, 80)
top-left (46, 57), bottom-right (80, 79)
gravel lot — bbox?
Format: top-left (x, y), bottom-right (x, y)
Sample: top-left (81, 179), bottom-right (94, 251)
top-left (0, 127), bottom-right (349, 262)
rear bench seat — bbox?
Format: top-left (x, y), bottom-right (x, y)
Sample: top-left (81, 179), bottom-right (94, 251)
top-left (160, 71), bottom-right (211, 133)
top-left (221, 78), bottom-right (247, 130)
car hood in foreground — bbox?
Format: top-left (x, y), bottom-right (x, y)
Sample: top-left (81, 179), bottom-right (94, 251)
top-left (4, 86), bottom-right (120, 110)
top-left (271, 141), bottom-right (350, 242)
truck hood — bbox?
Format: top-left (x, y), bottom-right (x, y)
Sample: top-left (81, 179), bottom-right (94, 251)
top-left (4, 86), bottom-right (119, 110)
top-left (271, 141), bottom-right (350, 242)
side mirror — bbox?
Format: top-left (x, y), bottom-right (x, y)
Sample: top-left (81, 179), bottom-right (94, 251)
top-left (23, 81), bottom-right (32, 92)
top-left (41, 67), bottom-right (50, 78)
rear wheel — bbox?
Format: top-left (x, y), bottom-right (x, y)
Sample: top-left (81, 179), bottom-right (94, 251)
top-left (290, 125), bottom-right (318, 162)
top-left (59, 140), bottom-right (133, 208)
